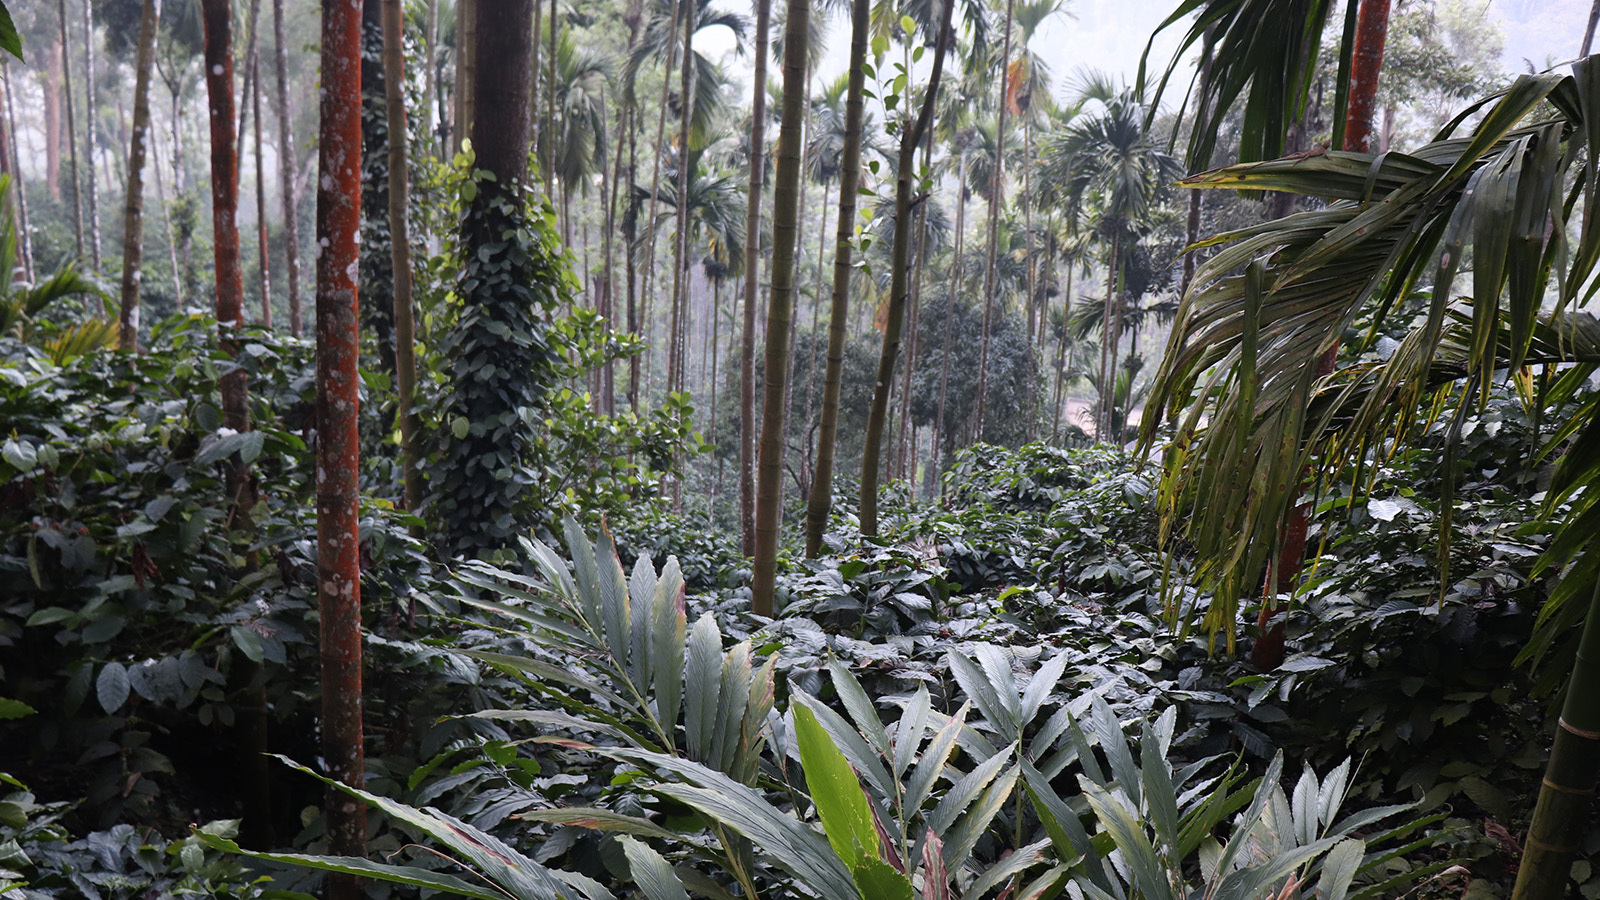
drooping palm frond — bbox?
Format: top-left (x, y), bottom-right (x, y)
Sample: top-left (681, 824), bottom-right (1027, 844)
top-left (1138, 0), bottom-right (1335, 170)
top-left (1142, 60), bottom-right (1600, 647)
top-left (542, 35), bottom-right (615, 194)
top-left (622, 0), bottom-right (747, 142)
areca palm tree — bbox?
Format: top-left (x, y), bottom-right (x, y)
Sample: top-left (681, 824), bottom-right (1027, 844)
top-left (1141, 60), bottom-right (1600, 900)
top-left (541, 34), bottom-right (613, 245)
top-left (1041, 75), bottom-right (1178, 439)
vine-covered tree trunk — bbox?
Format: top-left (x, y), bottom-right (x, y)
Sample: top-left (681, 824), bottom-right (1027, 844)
top-left (973, 0), bottom-right (1016, 441)
top-left (750, 0), bottom-right (809, 615)
top-left (859, 0), bottom-right (954, 538)
top-left (117, 0), bottom-right (160, 352)
top-left (435, 0), bottom-right (550, 555)
top-left (81, 0), bottom-right (99, 271)
top-left (739, 0), bottom-right (769, 557)
top-left (272, 0), bottom-right (302, 335)
top-left (801, 0), bottom-right (864, 558)
top-left (382, 0), bottom-right (422, 521)
top-left (314, 0), bottom-right (366, 895)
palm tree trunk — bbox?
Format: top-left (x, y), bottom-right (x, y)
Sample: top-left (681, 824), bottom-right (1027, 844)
top-left (1051, 258), bottom-right (1073, 441)
top-left (1098, 232), bottom-right (1118, 440)
top-left (246, 0), bottom-right (271, 328)
top-left (896, 131), bottom-right (932, 482)
top-left (667, 2), bottom-right (696, 395)
top-left (117, 0), bottom-right (159, 352)
top-left (709, 275), bottom-right (721, 506)
top-left (601, 83), bottom-right (624, 414)
top-left (750, 0), bottom-right (810, 614)
top-left (43, 40), bottom-right (63, 202)
top-left (1022, 115), bottom-right (1036, 440)
top-left (740, 0), bottom-right (771, 556)
top-left (383, 0), bottom-right (422, 522)
top-left (3, 63), bottom-right (33, 281)
top-left (152, 105), bottom-right (179, 307)
top-left (800, 177), bottom-right (831, 497)
top-left (455, 0), bottom-right (476, 142)
top-left (973, 0), bottom-right (1016, 442)
top-left (423, 0), bottom-right (436, 153)
top-left (802, 0), bottom-right (865, 558)
top-left (58, 0), bottom-right (86, 267)
top-left (314, 0), bottom-right (367, 892)
top-left (641, 0), bottom-right (685, 399)
top-left (1513, 571), bottom-right (1600, 900)
top-left (545, 0), bottom-right (557, 198)
top-left (81, 0), bottom-right (100, 271)
top-left (273, 0), bottom-right (302, 335)
top-left (859, 0), bottom-right (954, 538)
top-left (931, 148), bottom-right (965, 494)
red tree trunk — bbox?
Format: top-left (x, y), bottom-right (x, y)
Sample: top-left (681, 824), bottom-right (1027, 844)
top-left (1254, 0), bottom-right (1391, 670)
top-left (202, 0), bottom-right (248, 426)
top-left (314, 1), bottom-right (366, 896)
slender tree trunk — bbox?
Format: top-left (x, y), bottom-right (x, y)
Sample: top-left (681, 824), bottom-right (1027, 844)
top-left (859, 0), bottom-right (953, 538)
top-left (739, 0), bottom-right (770, 556)
top-left (601, 82), bottom-right (625, 414)
top-left (43, 41), bottom-right (63, 201)
top-left (800, 177), bottom-right (831, 496)
top-left (1051, 258), bottom-right (1073, 441)
top-left (382, 0), bottom-right (422, 520)
top-left (1097, 233), bottom-right (1118, 439)
top-left (750, 0), bottom-right (810, 614)
top-left (245, 0), bottom-right (271, 327)
top-left (202, 0), bottom-right (250, 469)
top-left (423, 0), bottom-right (436, 153)
top-left (314, 0), bottom-right (366, 893)
top-left (455, 0), bottom-right (477, 143)
top-left (802, 0), bottom-right (865, 557)
top-left (973, 0), bottom-right (1016, 442)
top-left (626, 78), bottom-right (641, 411)
top-left (641, 0), bottom-right (684, 399)
top-left (708, 275), bottom-right (720, 503)
top-left (931, 148), bottom-right (966, 491)
top-left (1514, 571), bottom-right (1600, 900)
top-left (82, 0), bottom-right (100, 271)
top-left (152, 111), bottom-right (181, 307)
top-left (667, 3), bottom-right (696, 395)
top-left (59, 0), bottom-right (85, 266)
top-left (896, 131), bottom-right (931, 481)
top-left (274, 0), bottom-right (302, 335)
top-left (531, 0), bottom-right (540, 169)
top-left (118, 0), bottom-right (160, 352)
top-left (3, 63), bottom-right (32, 281)
top-left (1021, 115), bottom-right (1036, 439)
top-left (546, 0), bottom-right (557, 197)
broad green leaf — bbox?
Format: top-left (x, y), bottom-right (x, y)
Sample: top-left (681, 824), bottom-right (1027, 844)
top-left (683, 614), bottom-right (722, 762)
top-left (794, 702), bottom-right (879, 868)
top-left (617, 836), bottom-right (688, 900)
top-left (851, 858), bottom-right (912, 900)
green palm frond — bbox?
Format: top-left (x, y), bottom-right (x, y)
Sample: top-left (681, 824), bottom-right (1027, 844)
top-left (42, 318), bottom-right (119, 365)
top-left (1142, 60), bottom-right (1600, 648)
top-left (1138, 0), bottom-right (1335, 169)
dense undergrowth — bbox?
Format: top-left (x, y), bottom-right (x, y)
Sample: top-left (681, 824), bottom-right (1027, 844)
top-left (1, 315), bottom-right (1594, 899)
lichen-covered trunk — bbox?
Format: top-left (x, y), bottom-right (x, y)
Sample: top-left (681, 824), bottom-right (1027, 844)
top-left (314, 0), bottom-right (366, 895)
top-left (859, 0), bottom-right (954, 538)
top-left (750, 0), bottom-right (809, 614)
top-left (801, 0), bottom-right (864, 557)
top-left (973, 0), bottom-right (1016, 442)
top-left (382, 0), bottom-right (422, 521)
top-left (738, 0), bottom-right (769, 557)
top-left (117, 0), bottom-right (160, 352)
top-left (272, 0), bottom-right (302, 335)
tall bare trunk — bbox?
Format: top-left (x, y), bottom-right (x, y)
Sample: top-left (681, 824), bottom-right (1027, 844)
top-left (859, 0), bottom-right (953, 538)
top-left (314, 0), bottom-right (367, 893)
top-left (423, 0), bottom-right (436, 153)
top-left (667, 2), bottom-right (696, 395)
top-left (152, 110), bottom-right (181, 307)
top-left (972, 0), bottom-right (1015, 442)
top-left (641, 0), bottom-right (684, 399)
top-left (243, 0), bottom-right (270, 327)
top-left (931, 148), bottom-right (966, 490)
top-left (43, 41), bottom-right (63, 201)
top-left (750, 0), bottom-right (810, 614)
top-left (82, 0), bottom-right (100, 270)
top-left (118, 0), bottom-right (160, 352)
top-left (455, 0), bottom-right (477, 144)
top-left (58, 1), bottom-right (86, 266)
top-left (896, 131), bottom-right (931, 481)
top-left (273, 0), bottom-right (302, 335)
top-left (738, 0), bottom-right (768, 556)
top-left (801, 0), bottom-right (865, 557)
top-left (6, 63), bottom-right (34, 281)
top-left (546, 0), bottom-right (557, 197)
top-left (382, 0), bottom-right (422, 520)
